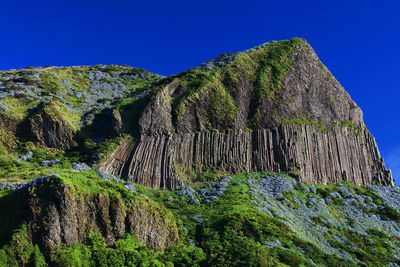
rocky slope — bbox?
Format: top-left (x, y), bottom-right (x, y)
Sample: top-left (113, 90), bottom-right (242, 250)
top-left (0, 64), bottom-right (161, 150)
top-left (1, 171), bottom-right (400, 266)
top-left (0, 170), bottom-right (179, 265)
top-left (99, 38), bottom-right (393, 188)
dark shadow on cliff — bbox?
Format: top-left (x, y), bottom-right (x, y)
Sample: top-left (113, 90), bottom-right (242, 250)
top-left (68, 96), bottom-right (151, 164)
top-left (0, 190), bottom-right (30, 248)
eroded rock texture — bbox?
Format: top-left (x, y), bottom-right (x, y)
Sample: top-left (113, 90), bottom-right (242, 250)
top-left (100, 39), bottom-right (393, 188)
top-left (26, 109), bottom-right (75, 150)
top-left (101, 125), bottom-right (392, 189)
top-left (27, 178), bottom-right (178, 252)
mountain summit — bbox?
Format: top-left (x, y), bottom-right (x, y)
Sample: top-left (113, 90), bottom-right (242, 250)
top-left (99, 38), bottom-right (393, 188)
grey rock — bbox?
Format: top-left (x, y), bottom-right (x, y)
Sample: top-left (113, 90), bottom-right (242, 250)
top-left (0, 182), bottom-right (25, 191)
top-left (99, 40), bottom-right (393, 189)
top-left (325, 197), bottom-right (333, 205)
top-left (21, 175), bottom-right (58, 190)
top-left (97, 170), bottom-right (135, 194)
top-left (86, 70), bottom-right (112, 81)
top-left (197, 189), bottom-right (208, 195)
top-left (264, 239), bottom-right (282, 248)
top-left (343, 198), bottom-right (359, 207)
top-left (0, 101), bottom-right (9, 112)
top-left (308, 197), bottom-right (319, 205)
top-left (302, 186), bottom-right (310, 193)
top-left (192, 215), bottom-right (203, 224)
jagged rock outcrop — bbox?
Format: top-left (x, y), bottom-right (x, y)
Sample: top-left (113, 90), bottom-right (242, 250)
top-left (25, 106), bottom-right (75, 150)
top-left (27, 177), bottom-right (178, 252)
top-left (109, 109), bottom-right (123, 136)
top-left (93, 108), bottom-right (124, 137)
top-left (100, 38), bottom-right (393, 189)
top-left (0, 114), bottom-right (19, 151)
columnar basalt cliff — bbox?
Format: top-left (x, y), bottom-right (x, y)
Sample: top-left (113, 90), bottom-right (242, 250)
top-left (100, 38), bottom-right (393, 188)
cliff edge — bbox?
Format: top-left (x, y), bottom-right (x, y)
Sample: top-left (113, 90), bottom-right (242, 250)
top-left (100, 38), bottom-right (393, 188)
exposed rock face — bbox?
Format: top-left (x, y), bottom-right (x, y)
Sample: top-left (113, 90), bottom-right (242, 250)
top-left (101, 125), bottom-right (392, 188)
top-left (27, 177), bottom-right (178, 252)
top-left (100, 38), bottom-right (394, 188)
top-left (109, 109), bottom-right (123, 136)
top-left (0, 114), bottom-right (19, 151)
top-left (90, 108), bottom-right (124, 138)
top-left (26, 109), bottom-right (75, 150)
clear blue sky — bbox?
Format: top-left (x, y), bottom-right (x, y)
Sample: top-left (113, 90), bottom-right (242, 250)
top-left (1, 0), bottom-right (399, 183)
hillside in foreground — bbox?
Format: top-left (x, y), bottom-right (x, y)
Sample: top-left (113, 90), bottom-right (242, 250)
top-left (0, 171), bottom-right (400, 266)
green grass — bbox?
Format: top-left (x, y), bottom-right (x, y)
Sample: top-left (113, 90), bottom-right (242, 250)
top-left (0, 224), bottom-right (46, 266)
top-left (340, 120), bottom-right (363, 136)
top-left (134, 172), bottom-right (357, 266)
top-left (281, 117), bottom-right (329, 133)
top-left (0, 64), bottom-right (158, 135)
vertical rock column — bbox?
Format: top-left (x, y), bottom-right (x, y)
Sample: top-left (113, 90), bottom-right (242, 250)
top-left (100, 125), bottom-right (393, 189)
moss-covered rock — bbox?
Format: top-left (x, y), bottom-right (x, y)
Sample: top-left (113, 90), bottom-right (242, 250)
top-left (27, 174), bottom-right (178, 253)
top-left (0, 171), bottom-right (179, 265)
top-left (23, 103), bottom-right (76, 150)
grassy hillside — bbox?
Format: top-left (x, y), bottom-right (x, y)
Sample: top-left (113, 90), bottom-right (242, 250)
top-left (0, 170), bottom-right (399, 266)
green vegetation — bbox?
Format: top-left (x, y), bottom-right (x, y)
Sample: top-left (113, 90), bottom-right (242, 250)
top-left (250, 38), bottom-right (304, 125)
top-left (0, 170), bottom-right (399, 266)
top-left (0, 224), bottom-right (46, 266)
top-left (0, 140), bottom-right (91, 183)
top-left (117, 96), bottom-right (151, 139)
top-left (0, 64), bottom-right (158, 129)
top-left (0, 64), bottom-right (161, 175)
top-left (340, 121), bottom-right (363, 136)
top-left (281, 117), bottom-right (329, 133)
top-left (163, 38), bottom-right (306, 130)
top-left (51, 234), bottom-right (206, 267)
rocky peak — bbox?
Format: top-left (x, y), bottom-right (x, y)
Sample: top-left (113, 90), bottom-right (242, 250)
top-left (139, 38), bottom-right (363, 136)
top-left (101, 38), bottom-right (393, 188)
